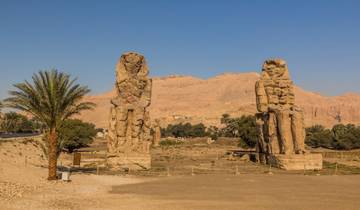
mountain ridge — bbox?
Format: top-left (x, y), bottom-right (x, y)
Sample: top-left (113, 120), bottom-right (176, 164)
top-left (79, 72), bottom-right (360, 129)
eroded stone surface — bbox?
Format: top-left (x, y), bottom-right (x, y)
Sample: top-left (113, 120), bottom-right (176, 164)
top-left (107, 52), bottom-right (152, 169)
top-left (255, 59), bottom-right (322, 169)
top-left (152, 119), bottom-right (161, 147)
top-left (0, 107), bottom-right (3, 126)
top-left (268, 154), bottom-right (323, 170)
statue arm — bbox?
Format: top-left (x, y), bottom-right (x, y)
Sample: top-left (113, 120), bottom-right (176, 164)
top-left (255, 81), bottom-right (268, 112)
top-left (140, 79), bottom-right (152, 107)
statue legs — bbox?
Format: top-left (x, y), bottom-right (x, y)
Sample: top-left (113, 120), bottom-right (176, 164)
top-left (275, 109), bottom-right (294, 155)
top-left (115, 107), bottom-right (129, 150)
top-left (108, 107), bottom-right (117, 154)
top-left (291, 108), bottom-right (306, 154)
top-left (268, 113), bottom-right (280, 154)
top-left (258, 108), bottom-right (305, 156)
top-left (256, 114), bottom-right (267, 163)
top-left (131, 108), bottom-right (145, 140)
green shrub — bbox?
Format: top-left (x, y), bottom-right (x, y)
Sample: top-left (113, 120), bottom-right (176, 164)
top-left (305, 125), bottom-right (333, 148)
top-left (331, 124), bottom-right (360, 150)
top-left (159, 139), bottom-right (183, 147)
top-left (220, 114), bottom-right (258, 148)
top-left (57, 119), bottom-right (97, 153)
top-left (305, 124), bottom-right (360, 150)
top-left (162, 123), bottom-right (207, 138)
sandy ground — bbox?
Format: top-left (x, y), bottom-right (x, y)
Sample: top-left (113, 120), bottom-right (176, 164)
top-left (1, 172), bottom-right (360, 210)
top-left (1, 138), bottom-right (360, 210)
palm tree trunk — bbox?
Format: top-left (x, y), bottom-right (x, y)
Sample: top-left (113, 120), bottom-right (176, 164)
top-left (48, 128), bottom-right (58, 180)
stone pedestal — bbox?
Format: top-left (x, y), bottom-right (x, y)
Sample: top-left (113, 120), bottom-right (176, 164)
top-left (268, 154), bottom-right (323, 170)
top-left (107, 154), bottom-right (151, 170)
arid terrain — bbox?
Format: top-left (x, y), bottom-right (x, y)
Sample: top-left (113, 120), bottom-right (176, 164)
top-left (1, 137), bottom-right (360, 210)
top-left (80, 73), bottom-right (360, 129)
top-left (2, 1), bottom-right (359, 210)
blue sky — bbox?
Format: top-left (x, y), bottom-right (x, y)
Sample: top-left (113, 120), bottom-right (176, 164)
top-left (0, 0), bottom-right (359, 98)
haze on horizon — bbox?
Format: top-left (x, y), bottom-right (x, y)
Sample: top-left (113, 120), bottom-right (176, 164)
top-left (0, 0), bottom-right (359, 99)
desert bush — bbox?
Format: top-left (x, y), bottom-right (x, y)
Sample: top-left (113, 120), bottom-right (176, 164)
top-left (58, 119), bottom-right (97, 153)
top-left (207, 126), bottom-right (219, 140)
top-left (162, 123), bottom-right (207, 138)
top-left (219, 114), bottom-right (258, 148)
top-left (331, 124), bottom-right (360, 150)
top-left (159, 139), bottom-right (184, 147)
top-left (305, 125), bottom-right (333, 148)
top-left (40, 119), bottom-right (97, 158)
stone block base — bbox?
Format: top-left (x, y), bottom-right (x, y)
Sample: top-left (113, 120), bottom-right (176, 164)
top-left (268, 153), bottom-right (323, 170)
top-left (107, 153), bottom-right (151, 170)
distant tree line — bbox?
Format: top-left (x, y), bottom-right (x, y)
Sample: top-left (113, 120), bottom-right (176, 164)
top-left (162, 114), bottom-right (360, 151)
top-left (0, 112), bottom-right (97, 153)
top-left (305, 124), bottom-right (360, 150)
top-left (161, 114), bottom-right (258, 148)
top-left (161, 123), bottom-right (208, 138)
top-left (0, 112), bottom-right (43, 133)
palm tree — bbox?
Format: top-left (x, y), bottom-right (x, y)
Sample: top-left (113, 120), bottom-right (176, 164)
top-left (5, 70), bottom-right (95, 180)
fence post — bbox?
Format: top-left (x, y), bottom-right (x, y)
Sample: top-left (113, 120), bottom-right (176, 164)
top-left (268, 164), bottom-right (273, 175)
top-left (96, 163), bottom-right (100, 175)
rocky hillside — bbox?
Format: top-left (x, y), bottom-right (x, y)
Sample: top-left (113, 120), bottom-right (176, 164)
top-left (79, 72), bottom-right (360, 128)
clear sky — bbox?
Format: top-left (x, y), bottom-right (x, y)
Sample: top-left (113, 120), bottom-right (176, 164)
top-left (0, 0), bottom-right (359, 98)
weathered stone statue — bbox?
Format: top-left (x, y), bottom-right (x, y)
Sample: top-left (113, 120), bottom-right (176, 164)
top-left (255, 59), bottom-right (322, 170)
top-left (107, 52), bottom-right (152, 169)
top-left (0, 102), bottom-right (3, 130)
top-left (152, 119), bottom-right (161, 147)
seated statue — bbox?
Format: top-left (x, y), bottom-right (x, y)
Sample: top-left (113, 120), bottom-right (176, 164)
top-left (255, 59), bottom-right (306, 163)
top-left (108, 52), bottom-right (152, 155)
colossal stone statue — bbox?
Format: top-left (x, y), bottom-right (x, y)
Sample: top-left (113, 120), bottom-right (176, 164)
top-left (0, 102), bottom-right (4, 128)
top-left (107, 52), bottom-right (152, 169)
top-left (255, 59), bottom-right (322, 170)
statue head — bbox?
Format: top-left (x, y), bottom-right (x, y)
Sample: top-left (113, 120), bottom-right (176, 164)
top-left (116, 52), bottom-right (149, 79)
top-left (123, 52), bottom-right (143, 74)
top-left (261, 59), bottom-right (289, 79)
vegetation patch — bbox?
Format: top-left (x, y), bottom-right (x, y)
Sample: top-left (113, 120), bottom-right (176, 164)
top-left (306, 124), bottom-right (360, 150)
top-left (159, 139), bottom-right (184, 147)
top-left (323, 161), bottom-right (360, 175)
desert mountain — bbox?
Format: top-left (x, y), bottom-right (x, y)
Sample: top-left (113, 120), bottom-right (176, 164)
top-left (79, 72), bottom-right (360, 129)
